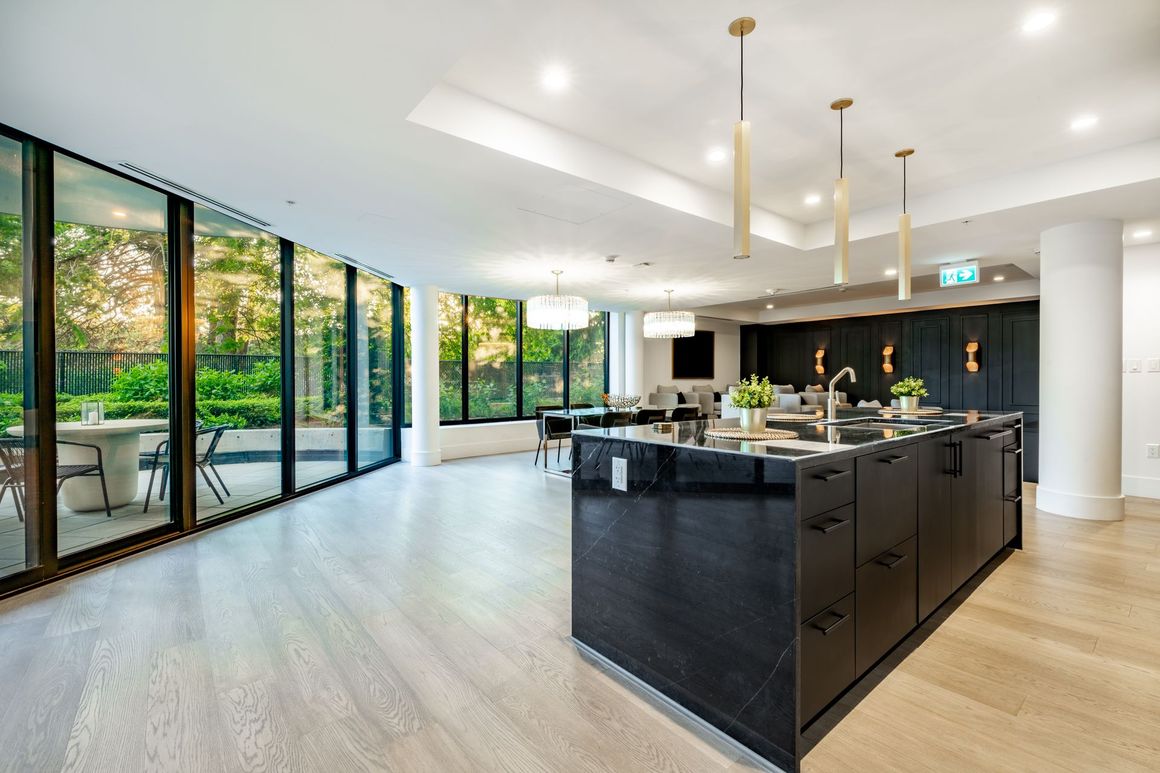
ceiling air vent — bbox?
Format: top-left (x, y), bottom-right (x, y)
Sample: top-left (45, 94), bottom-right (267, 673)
top-left (334, 253), bottom-right (393, 280)
top-left (117, 162), bottom-right (273, 228)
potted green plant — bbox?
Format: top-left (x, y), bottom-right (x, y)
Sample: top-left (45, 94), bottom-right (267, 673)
top-left (731, 374), bottom-right (774, 433)
top-left (890, 376), bottom-right (929, 412)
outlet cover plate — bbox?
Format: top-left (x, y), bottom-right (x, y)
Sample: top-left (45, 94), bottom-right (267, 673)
top-left (1147, 358), bottom-right (1160, 372)
top-left (612, 457), bottom-right (628, 491)
top-left (1148, 444), bottom-right (1160, 460)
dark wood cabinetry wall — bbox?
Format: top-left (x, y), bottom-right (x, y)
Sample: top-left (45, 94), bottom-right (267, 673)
top-left (741, 300), bottom-right (1040, 480)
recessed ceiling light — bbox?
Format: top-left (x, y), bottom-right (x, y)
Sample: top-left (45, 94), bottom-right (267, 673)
top-left (1070, 114), bottom-right (1098, 131)
top-left (1021, 9), bottom-right (1057, 34)
top-left (541, 65), bottom-right (570, 93)
top-left (884, 267), bottom-right (897, 276)
top-left (765, 288), bottom-right (774, 294)
top-left (803, 193), bottom-right (821, 206)
top-left (1132, 229), bottom-right (1153, 239)
top-left (765, 303), bottom-right (774, 309)
top-left (705, 146), bottom-right (728, 164)
top-left (993, 275), bottom-right (1006, 282)
top-left (111, 210), bottom-right (127, 218)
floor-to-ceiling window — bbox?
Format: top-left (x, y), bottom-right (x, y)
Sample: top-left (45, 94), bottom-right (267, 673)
top-left (52, 153), bottom-right (171, 554)
top-left (356, 271), bottom-right (393, 467)
top-left (438, 292), bottom-right (464, 422)
top-left (568, 311), bottom-right (607, 407)
top-left (293, 246), bottom-right (347, 488)
top-left (193, 206), bottom-right (282, 520)
top-left (467, 296), bottom-right (517, 419)
top-left (521, 306), bottom-right (565, 415)
top-left (0, 136), bottom-right (26, 578)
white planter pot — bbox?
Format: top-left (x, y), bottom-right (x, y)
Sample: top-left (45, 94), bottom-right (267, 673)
top-left (900, 395), bottom-right (919, 412)
top-left (738, 407), bottom-right (768, 434)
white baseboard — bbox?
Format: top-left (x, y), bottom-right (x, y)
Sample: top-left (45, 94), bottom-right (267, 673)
top-left (1122, 475), bottom-right (1160, 500)
top-left (402, 421), bottom-right (555, 463)
top-left (1035, 486), bottom-right (1125, 521)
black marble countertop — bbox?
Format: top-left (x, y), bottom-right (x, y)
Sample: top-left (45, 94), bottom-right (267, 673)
top-left (572, 408), bottom-right (1022, 465)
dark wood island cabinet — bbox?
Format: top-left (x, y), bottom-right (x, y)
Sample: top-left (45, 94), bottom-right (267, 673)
top-left (572, 409), bottom-right (1023, 772)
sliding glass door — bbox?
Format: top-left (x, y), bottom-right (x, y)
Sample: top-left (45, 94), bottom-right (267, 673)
top-left (53, 153), bottom-right (172, 555)
top-left (0, 136), bottom-right (27, 578)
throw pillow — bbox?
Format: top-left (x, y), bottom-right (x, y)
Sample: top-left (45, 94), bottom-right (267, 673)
top-left (806, 384), bottom-right (824, 392)
top-left (857, 399), bottom-right (882, 408)
top-left (773, 384), bottom-right (795, 394)
top-left (713, 391), bottom-right (721, 401)
top-left (657, 385), bottom-right (679, 394)
top-left (676, 391), bottom-right (688, 405)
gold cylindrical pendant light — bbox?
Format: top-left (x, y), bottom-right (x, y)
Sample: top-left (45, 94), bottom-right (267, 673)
top-left (729, 17), bottom-right (755, 260)
top-left (831, 98), bottom-right (853, 285)
top-left (896, 148), bottom-right (915, 301)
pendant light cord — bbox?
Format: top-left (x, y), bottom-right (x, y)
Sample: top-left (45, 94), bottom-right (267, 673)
top-left (839, 109), bottom-right (844, 178)
top-left (739, 32), bottom-right (744, 121)
top-left (902, 156), bottom-right (908, 214)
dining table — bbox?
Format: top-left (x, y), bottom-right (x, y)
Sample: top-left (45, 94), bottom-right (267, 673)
top-left (539, 407), bottom-right (638, 477)
top-left (7, 419), bottom-right (170, 511)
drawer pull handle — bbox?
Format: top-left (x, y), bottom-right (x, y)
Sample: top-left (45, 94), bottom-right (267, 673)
top-left (814, 469), bottom-right (850, 482)
top-left (813, 518), bottom-right (850, 534)
top-left (816, 612), bottom-right (850, 636)
top-left (1004, 447), bottom-right (1023, 456)
top-left (879, 553), bottom-right (909, 570)
top-left (982, 430), bottom-right (1013, 441)
top-left (880, 455), bottom-right (910, 465)
top-left (1004, 495), bottom-right (1022, 503)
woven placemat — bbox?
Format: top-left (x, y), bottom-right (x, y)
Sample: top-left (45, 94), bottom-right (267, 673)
top-left (767, 413), bottom-right (821, 423)
top-left (878, 406), bottom-right (944, 416)
top-left (705, 428), bottom-right (799, 441)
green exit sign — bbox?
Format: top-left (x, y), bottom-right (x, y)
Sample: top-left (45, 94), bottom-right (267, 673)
top-left (940, 262), bottom-right (980, 287)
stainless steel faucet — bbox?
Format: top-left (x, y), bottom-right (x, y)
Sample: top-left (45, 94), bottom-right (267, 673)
top-left (828, 367), bottom-right (857, 423)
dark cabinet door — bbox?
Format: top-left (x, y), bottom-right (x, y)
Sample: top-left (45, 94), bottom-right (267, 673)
top-left (974, 427), bottom-right (1012, 565)
top-left (856, 445), bottom-right (918, 566)
top-left (917, 437), bottom-right (955, 620)
top-left (801, 593), bottom-right (855, 723)
top-left (950, 431), bottom-right (979, 589)
top-left (855, 537), bottom-right (918, 675)
top-left (801, 459), bottom-right (856, 520)
top-left (801, 505), bottom-right (855, 622)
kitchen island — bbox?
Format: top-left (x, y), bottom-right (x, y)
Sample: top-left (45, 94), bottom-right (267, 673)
top-left (570, 409), bottom-right (1023, 772)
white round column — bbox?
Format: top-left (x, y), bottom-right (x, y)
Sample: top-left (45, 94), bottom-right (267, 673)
top-left (1037, 220), bottom-right (1124, 520)
top-left (624, 311), bottom-right (645, 398)
top-left (607, 312), bottom-right (626, 395)
top-left (409, 284), bottom-right (442, 467)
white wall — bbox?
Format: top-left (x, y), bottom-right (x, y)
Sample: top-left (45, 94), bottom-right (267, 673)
top-left (1123, 242), bottom-right (1160, 499)
top-left (402, 420), bottom-right (549, 462)
top-left (643, 317), bottom-right (741, 393)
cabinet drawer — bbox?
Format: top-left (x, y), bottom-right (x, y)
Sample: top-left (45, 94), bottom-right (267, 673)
top-left (801, 459), bottom-right (855, 519)
top-left (856, 536), bottom-right (918, 675)
top-left (801, 592), bottom-right (855, 723)
top-left (801, 505), bottom-right (855, 621)
top-left (1004, 498), bottom-right (1018, 545)
top-left (855, 446), bottom-right (918, 566)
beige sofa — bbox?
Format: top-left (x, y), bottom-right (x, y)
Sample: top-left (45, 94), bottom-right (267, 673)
top-left (645, 385), bottom-right (705, 415)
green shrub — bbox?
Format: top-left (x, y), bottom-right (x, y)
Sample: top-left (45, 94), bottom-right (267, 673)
top-left (198, 398), bottom-right (280, 428)
top-left (247, 360), bottom-right (281, 395)
top-left (110, 361), bottom-right (169, 401)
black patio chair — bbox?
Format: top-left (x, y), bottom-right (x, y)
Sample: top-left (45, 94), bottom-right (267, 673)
top-left (0, 437), bottom-right (112, 520)
top-left (142, 424), bottom-right (231, 512)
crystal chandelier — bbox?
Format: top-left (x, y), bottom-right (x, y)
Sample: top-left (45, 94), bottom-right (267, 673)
top-left (643, 290), bottom-right (695, 339)
top-left (527, 270), bottom-right (589, 330)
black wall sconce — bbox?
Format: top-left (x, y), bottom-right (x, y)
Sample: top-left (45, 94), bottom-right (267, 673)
top-left (965, 341), bottom-right (980, 372)
top-left (814, 348), bottom-right (826, 375)
top-left (882, 345), bottom-right (895, 373)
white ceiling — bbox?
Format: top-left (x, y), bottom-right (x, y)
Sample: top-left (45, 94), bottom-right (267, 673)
top-left (2, 0), bottom-right (1158, 316)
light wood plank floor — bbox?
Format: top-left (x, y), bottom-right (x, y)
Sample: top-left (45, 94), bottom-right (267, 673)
top-left (0, 453), bottom-right (1156, 772)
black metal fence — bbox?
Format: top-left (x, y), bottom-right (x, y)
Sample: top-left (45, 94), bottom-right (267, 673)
top-left (0, 350), bottom-right (280, 395)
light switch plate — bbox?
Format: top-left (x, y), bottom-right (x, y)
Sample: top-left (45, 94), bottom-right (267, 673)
top-left (1148, 444), bottom-right (1160, 460)
top-left (1147, 358), bottom-right (1160, 373)
top-left (1127, 359), bottom-right (1142, 373)
top-left (612, 457), bottom-right (628, 491)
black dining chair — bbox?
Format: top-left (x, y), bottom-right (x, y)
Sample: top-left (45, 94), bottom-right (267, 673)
top-left (597, 412), bottom-right (632, 429)
top-left (142, 424), bottom-right (231, 512)
top-left (634, 409), bottom-right (665, 425)
top-left (670, 406), bottom-right (700, 422)
top-left (0, 437), bottom-right (113, 520)
top-left (533, 406), bottom-right (572, 467)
